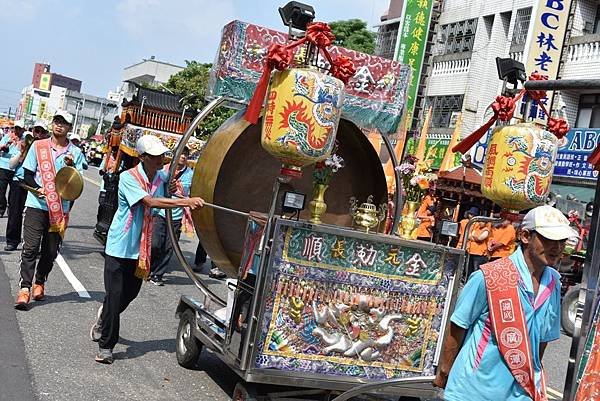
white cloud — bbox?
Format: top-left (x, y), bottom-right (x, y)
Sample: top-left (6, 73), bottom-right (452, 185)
top-left (117, 0), bottom-right (235, 45)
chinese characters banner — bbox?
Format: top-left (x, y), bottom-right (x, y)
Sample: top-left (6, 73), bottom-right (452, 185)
top-left (253, 220), bottom-right (461, 381)
top-left (395, 0), bottom-right (434, 126)
top-left (523, 0), bottom-right (572, 123)
top-left (208, 20), bottom-right (411, 135)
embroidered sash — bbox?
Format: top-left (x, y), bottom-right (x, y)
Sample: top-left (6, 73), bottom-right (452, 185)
top-left (36, 139), bottom-right (69, 238)
top-left (480, 258), bottom-right (547, 401)
top-left (128, 166), bottom-right (161, 280)
top-left (164, 164), bottom-right (194, 237)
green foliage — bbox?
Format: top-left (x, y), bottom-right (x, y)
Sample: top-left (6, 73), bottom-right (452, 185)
top-left (87, 123), bottom-right (97, 137)
top-left (160, 60), bottom-right (234, 140)
top-left (329, 19), bottom-right (376, 55)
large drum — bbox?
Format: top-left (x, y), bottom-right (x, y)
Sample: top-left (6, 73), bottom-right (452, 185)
top-left (190, 112), bottom-right (387, 277)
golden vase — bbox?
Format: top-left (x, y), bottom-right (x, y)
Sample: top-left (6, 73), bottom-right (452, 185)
top-left (309, 184), bottom-right (328, 224)
top-left (400, 201), bottom-right (420, 239)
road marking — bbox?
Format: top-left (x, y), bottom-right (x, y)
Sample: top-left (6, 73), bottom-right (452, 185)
top-left (547, 387), bottom-right (563, 399)
top-left (83, 175), bottom-right (100, 187)
top-left (56, 253), bottom-right (90, 298)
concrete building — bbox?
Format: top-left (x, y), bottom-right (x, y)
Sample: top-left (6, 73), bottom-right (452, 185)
top-left (30, 62), bottom-right (81, 92)
top-left (109, 57), bottom-right (184, 109)
top-left (376, 0), bottom-right (600, 201)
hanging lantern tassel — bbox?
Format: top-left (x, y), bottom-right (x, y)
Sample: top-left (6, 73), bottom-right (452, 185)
top-left (452, 73), bottom-right (569, 155)
top-left (243, 22), bottom-right (356, 125)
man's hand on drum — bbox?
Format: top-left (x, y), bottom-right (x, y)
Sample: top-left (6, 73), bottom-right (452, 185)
top-left (185, 197), bottom-right (204, 209)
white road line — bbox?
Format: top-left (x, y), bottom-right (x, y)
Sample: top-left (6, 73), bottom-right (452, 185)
top-left (56, 253), bottom-right (91, 298)
top-left (547, 387), bottom-right (563, 399)
top-left (83, 175), bottom-right (100, 187)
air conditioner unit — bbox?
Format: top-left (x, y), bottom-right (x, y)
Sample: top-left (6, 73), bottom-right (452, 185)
top-left (584, 21), bottom-right (594, 34)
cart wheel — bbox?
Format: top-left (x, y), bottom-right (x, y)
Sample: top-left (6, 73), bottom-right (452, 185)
top-left (176, 309), bottom-right (202, 368)
top-left (561, 284), bottom-right (581, 337)
top-left (232, 382), bottom-right (258, 401)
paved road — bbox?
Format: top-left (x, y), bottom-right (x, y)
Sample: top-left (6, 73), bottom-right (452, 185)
top-left (0, 165), bottom-right (574, 401)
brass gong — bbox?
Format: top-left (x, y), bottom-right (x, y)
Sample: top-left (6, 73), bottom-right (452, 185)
top-left (55, 166), bottom-right (84, 201)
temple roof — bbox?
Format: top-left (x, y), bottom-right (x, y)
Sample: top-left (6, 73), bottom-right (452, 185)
top-left (122, 81), bottom-right (193, 114)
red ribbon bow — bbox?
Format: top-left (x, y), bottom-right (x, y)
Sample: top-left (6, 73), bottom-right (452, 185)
top-left (244, 22), bottom-right (356, 125)
top-left (306, 22), bottom-right (335, 48)
top-left (331, 55), bottom-right (356, 84)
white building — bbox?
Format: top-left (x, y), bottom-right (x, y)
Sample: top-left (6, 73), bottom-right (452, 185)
top-left (109, 57), bottom-right (185, 111)
top-left (376, 0), bottom-right (600, 202)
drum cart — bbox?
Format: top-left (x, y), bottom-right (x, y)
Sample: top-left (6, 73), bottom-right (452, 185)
top-left (167, 97), bottom-right (466, 400)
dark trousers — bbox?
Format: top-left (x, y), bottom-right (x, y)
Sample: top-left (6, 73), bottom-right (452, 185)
top-left (0, 168), bottom-right (15, 213)
top-left (150, 215), bottom-right (182, 279)
top-left (6, 181), bottom-right (27, 246)
top-left (195, 241), bottom-right (207, 266)
top-left (99, 255), bottom-right (143, 350)
top-left (18, 208), bottom-right (62, 289)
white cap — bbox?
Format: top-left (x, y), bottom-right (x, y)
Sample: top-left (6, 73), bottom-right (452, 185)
top-left (136, 135), bottom-right (169, 156)
top-left (23, 131), bottom-right (33, 138)
top-left (33, 120), bottom-right (47, 130)
top-left (69, 133), bottom-right (81, 142)
top-left (13, 120), bottom-right (25, 128)
top-left (53, 110), bottom-right (73, 125)
top-left (521, 205), bottom-right (579, 241)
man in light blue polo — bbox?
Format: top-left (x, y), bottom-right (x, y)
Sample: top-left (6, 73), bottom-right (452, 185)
top-left (149, 146), bottom-right (194, 285)
top-left (0, 119), bottom-right (25, 217)
top-left (91, 135), bottom-right (204, 364)
top-left (14, 111), bottom-right (86, 309)
top-left (434, 205), bottom-right (578, 401)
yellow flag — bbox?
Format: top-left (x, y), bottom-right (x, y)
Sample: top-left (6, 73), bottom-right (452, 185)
top-left (414, 106), bottom-right (432, 173)
top-left (438, 113), bottom-right (463, 172)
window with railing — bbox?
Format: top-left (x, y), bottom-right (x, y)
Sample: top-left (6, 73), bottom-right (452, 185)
top-left (425, 95), bottom-right (464, 128)
top-left (375, 23), bottom-right (399, 60)
top-left (436, 19), bottom-right (477, 55)
top-left (512, 7), bottom-right (532, 45)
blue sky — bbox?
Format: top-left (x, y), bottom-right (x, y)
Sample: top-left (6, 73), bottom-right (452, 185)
top-left (0, 0), bottom-right (389, 114)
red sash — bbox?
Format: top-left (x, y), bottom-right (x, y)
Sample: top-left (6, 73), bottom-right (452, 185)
top-left (35, 139), bottom-right (69, 238)
top-left (480, 258), bottom-right (547, 401)
top-left (128, 166), bottom-right (160, 280)
top-left (163, 164), bottom-right (194, 237)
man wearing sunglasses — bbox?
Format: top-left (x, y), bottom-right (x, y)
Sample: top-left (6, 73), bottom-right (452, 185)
top-left (14, 111), bottom-right (86, 309)
top-left (5, 121), bottom-right (49, 251)
top-left (0, 120), bottom-right (25, 217)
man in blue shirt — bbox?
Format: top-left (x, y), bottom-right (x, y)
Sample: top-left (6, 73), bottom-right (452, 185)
top-left (149, 146), bottom-right (194, 285)
top-left (91, 135), bottom-right (204, 364)
top-left (5, 121), bottom-right (49, 251)
top-left (14, 111), bottom-right (86, 309)
top-left (0, 120), bottom-right (25, 217)
top-left (434, 205), bottom-right (578, 401)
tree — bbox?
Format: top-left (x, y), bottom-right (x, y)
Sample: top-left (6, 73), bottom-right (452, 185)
top-left (329, 19), bottom-right (376, 55)
top-left (161, 60), bottom-right (235, 140)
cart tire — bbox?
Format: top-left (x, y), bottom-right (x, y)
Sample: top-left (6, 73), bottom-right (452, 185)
top-left (176, 309), bottom-right (202, 368)
top-left (232, 382), bottom-right (258, 401)
top-left (561, 284), bottom-right (580, 337)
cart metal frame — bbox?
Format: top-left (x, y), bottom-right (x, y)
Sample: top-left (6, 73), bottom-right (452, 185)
top-left (166, 97), bottom-right (466, 399)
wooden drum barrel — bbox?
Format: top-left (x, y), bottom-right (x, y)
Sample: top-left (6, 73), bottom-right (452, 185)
top-left (190, 112), bottom-right (387, 277)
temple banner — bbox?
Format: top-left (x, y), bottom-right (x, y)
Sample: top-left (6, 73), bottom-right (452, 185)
top-left (121, 124), bottom-right (204, 162)
top-left (253, 220), bottom-right (462, 380)
top-left (207, 20), bottom-right (411, 135)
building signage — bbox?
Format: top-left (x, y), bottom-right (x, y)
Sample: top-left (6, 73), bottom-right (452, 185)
top-left (523, 0), bottom-right (573, 123)
top-left (39, 73), bottom-right (51, 91)
top-left (473, 128), bottom-right (599, 180)
top-left (395, 0), bottom-right (434, 126)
